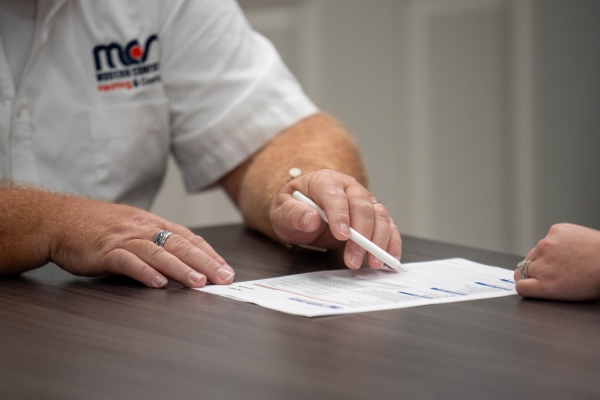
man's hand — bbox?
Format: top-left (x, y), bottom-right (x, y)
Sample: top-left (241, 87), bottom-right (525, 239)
top-left (220, 113), bottom-right (402, 270)
top-left (0, 186), bottom-right (234, 288)
top-left (515, 223), bottom-right (600, 301)
top-left (271, 169), bottom-right (401, 270)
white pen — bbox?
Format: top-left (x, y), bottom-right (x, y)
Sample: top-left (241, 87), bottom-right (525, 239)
top-left (292, 191), bottom-right (406, 272)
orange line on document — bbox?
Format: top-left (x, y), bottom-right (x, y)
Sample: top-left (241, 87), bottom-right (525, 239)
top-left (253, 283), bottom-right (356, 308)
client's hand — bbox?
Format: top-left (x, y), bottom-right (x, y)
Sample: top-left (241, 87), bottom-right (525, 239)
top-left (269, 169), bottom-right (402, 270)
top-left (515, 223), bottom-right (600, 301)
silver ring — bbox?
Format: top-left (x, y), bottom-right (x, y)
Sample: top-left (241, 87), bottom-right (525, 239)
top-left (516, 259), bottom-right (532, 279)
top-left (152, 230), bottom-right (173, 247)
top-left (372, 200), bottom-right (381, 205)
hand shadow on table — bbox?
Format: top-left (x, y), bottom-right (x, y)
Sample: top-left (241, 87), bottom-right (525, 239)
top-left (3, 263), bottom-right (190, 305)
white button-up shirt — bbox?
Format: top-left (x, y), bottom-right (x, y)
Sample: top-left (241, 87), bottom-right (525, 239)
top-left (0, 0), bottom-right (317, 209)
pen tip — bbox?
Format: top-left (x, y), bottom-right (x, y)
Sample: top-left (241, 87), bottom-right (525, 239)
top-left (388, 262), bottom-right (406, 272)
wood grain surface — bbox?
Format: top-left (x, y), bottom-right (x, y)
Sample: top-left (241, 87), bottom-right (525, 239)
top-left (1, 224), bottom-right (599, 400)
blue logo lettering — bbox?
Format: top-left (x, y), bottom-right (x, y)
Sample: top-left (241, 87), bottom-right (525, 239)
top-left (93, 35), bottom-right (158, 71)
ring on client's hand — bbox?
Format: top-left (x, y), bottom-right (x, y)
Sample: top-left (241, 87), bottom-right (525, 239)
top-left (152, 230), bottom-right (174, 247)
top-left (372, 200), bottom-right (382, 205)
top-left (516, 259), bottom-right (532, 279)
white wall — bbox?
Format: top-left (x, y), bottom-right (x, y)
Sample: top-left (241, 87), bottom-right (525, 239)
top-left (151, 0), bottom-right (600, 256)
top-left (535, 0), bottom-right (600, 239)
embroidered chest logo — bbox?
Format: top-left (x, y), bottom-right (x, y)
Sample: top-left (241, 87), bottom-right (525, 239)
top-left (92, 34), bottom-right (160, 92)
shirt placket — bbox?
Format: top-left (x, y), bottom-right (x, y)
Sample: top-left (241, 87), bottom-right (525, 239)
top-left (0, 30), bottom-right (15, 179)
top-left (10, 102), bottom-right (37, 182)
top-left (4, 0), bottom-right (67, 183)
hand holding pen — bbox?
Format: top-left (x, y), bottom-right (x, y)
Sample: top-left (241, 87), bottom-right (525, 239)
top-left (269, 169), bottom-right (403, 271)
top-left (293, 191), bottom-right (404, 271)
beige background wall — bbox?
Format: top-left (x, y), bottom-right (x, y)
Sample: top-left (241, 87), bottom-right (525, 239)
top-left (151, 0), bottom-right (600, 256)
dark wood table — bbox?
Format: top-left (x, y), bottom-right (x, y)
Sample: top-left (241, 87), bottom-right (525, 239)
top-left (1, 224), bottom-right (599, 399)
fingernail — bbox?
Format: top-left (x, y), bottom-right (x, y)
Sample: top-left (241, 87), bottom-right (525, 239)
top-left (189, 271), bottom-right (204, 283)
top-left (351, 253), bottom-right (363, 269)
top-left (153, 276), bottom-right (168, 288)
top-left (301, 211), bottom-right (314, 227)
top-left (339, 223), bottom-right (350, 237)
top-left (218, 265), bottom-right (235, 282)
top-left (373, 258), bottom-right (384, 268)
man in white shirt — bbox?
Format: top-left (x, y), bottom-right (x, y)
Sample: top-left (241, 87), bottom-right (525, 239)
top-left (0, 0), bottom-right (401, 288)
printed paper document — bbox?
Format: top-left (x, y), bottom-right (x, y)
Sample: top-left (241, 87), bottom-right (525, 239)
top-left (198, 258), bottom-right (517, 317)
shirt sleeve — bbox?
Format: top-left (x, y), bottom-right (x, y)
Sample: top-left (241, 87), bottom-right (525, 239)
top-left (159, 0), bottom-right (319, 192)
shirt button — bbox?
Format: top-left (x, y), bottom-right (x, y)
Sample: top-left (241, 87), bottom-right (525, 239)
top-left (15, 102), bottom-right (25, 117)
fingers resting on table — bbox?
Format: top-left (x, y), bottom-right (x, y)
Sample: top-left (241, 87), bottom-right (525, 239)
top-left (513, 223), bottom-right (600, 301)
top-left (52, 201), bottom-right (234, 289)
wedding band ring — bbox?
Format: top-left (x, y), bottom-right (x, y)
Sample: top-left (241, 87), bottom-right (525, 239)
top-left (372, 200), bottom-right (381, 205)
top-left (516, 259), bottom-right (532, 279)
top-left (152, 230), bottom-right (173, 247)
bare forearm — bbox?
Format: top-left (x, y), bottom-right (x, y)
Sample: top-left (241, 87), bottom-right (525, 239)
top-left (0, 183), bottom-right (105, 274)
top-left (220, 113), bottom-right (367, 240)
top-left (0, 182), bottom-right (58, 273)
top-left (0, 181), bottom-right (236, 287)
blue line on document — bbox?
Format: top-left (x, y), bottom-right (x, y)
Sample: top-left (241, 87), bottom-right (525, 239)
top-left (399, 291), bottom-right (433, 299)
top-left (500, 279), bottom-right (516, 284)
top-left (475, 282), bottom-right (511, 291)
top-left (431, 288), bottom-right (466, 296)
top-left (287, 297), bottom-right (342, 309)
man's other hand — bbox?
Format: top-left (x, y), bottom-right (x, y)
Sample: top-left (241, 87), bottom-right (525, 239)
top-left (48, 199), bottom-right (235, 288)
